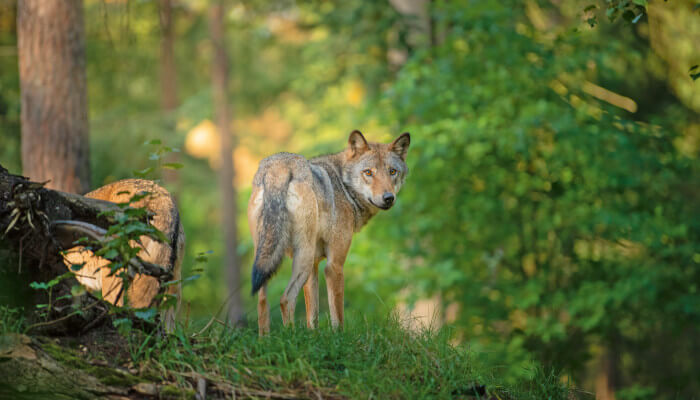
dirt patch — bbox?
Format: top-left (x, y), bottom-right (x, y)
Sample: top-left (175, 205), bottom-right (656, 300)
top-left (56, 323), bottom-right (132, 367)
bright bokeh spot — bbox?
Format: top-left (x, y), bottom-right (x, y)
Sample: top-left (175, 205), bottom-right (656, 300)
top-left (185, 119), bottom-right (219, 161)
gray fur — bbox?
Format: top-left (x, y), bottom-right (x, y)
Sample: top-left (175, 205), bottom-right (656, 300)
top-left (249, 134), bottom-right (411, 298)
top-left (251, 159), bottom-right (293, 294)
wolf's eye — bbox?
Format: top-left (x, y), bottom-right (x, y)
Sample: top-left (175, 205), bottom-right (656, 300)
top-left (389, 168), bottom-right (397, 176)
top-left (363, 169), bottom-right (373, 177)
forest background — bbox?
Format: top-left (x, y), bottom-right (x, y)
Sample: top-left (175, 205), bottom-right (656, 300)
top-left (0, 1), bottom-right (698, 399)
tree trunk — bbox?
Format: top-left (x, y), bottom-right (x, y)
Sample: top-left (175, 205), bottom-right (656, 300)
top-left (595, 342), bottom-right (619, 400)
top-left (159, 0), bottom-right (178, 113)
top-left (159, 0), bottom-right (181, 188)
top-left (17, 0), bottom-right (90, 194)
top-left (209, 0), bottom-right (244, 326)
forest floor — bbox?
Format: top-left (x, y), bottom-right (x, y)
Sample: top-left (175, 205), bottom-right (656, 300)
top-left (0, 309), bottom-right (581, 400)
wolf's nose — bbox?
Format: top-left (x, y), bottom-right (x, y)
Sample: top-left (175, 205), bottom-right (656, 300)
top-left (382, 193), bottom-right (395, 206)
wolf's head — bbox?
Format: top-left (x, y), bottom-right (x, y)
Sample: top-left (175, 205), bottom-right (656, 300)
top-left (342, 130), bottom-right (411, 210)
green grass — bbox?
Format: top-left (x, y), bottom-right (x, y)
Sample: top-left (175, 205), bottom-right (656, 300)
top-left (124, 313), bottom-right (574, 399)
top-left (0, 304), bottom-right (575, 399)
top-left (0, 305), bottom-right (24, 334)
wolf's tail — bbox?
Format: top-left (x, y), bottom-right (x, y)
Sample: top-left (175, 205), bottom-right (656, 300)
top-left (251, 168), bottom-right (292, 295)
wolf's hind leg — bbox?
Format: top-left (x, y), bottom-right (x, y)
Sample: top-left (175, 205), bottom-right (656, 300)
top-left (303, 260), bottom-right (320, 329)
top-left (257, 284), bottom-right (270, 336)
top-left (280, 180), bottom-right (318, 327)
top-left (280, 248), bottom-right (314, 327)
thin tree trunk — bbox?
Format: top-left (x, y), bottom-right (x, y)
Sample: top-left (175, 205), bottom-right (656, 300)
top-left (159, 0), bottom-right (181, 188)
top-left (209, 0), bottom-right (244, 326)
top-left (17, 0), bottom-right (90, 194)
top-left (595, 342), bottom-right (619, 400)
top-left (159, 0), bottom-right (178, 112)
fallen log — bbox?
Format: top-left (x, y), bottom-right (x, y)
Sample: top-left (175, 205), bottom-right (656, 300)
top-left (0, 163), bottom-right (173, 335)
top-left (0, 333), bottom-right (193, 399)
top-left (0, 333), bottom-right (131, 399)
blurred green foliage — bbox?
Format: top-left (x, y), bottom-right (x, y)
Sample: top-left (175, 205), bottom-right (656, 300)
top-left (1, 0), bottom-right (698, 398)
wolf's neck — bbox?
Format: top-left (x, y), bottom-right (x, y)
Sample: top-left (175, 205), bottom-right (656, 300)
top-left (341, 179), bottom-right (377, 232)
top-left (312, 153), bottom-right (377, 231)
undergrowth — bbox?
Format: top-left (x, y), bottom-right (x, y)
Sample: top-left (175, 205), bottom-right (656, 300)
top-left (0, 305), bottom-right (24, 334)
top-left (0, 304), bottom-right (576, 399)
top-left (127, 313), bottom-right (574, 399)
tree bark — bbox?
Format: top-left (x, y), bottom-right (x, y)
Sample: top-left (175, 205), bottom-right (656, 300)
top-left (595, 342), bottom-right (619, 400)
top-left (17, 0), bottom-right (90, 194)
top-left (159, 0), bottom-right (181, 188)
top-left (0, 334), bottom-right (131, 399)
top-left (209, 0), bottom-right (244, 326)
top-left (159, 0), bottom-right (178, 113)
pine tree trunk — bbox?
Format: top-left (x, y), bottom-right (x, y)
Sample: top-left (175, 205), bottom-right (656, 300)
top-left (17, 0), bottom-right (90, 194)
top-left (159, 0), bottom-right (178, 113)
top-left (595, 343), bottom-right (619, 400)
top-left (209, 0), bottom-right (244, 326)
top-left (159, 0), bottom-right (181, 188)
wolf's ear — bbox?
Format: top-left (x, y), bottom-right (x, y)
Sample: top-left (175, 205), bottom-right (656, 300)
top-left (348, 130), bottom-right (369, 157)
top-left (389, 132), bottom-right (410, 160)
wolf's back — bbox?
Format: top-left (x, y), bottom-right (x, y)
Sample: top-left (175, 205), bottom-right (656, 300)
top-left (251, 165), bottom-right (293, 295)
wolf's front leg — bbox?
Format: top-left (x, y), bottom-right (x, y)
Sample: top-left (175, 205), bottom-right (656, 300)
top-left (324, 261), bottom-right (345, 329)
top-left (325, 241), bottom-right (350, 329)
top-left (303, 260), bottom-right (320, 329)
top-left (257, 284), bottom-right (270, 336)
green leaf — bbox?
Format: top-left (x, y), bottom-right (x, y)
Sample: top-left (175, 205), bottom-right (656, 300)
top-left (162, 163), bottom-right (184, 170)
top-left (29, 282), bottom-right (49, 290)
top-left (690, 65), bottom-right (700, 80)
top-left (103, 249), bottom-right (119, 260)
top-left (159, 294), bottom-right (179, 309)
top-left (128, 191), bottom-right (152, 203)
top-left (134, 308), bottom-right (157, 322)
top-left (46, 273), bottom-right (70, 288)
top-left (113, 318), bottom-right (133, 335)
top-left (195, 250), bottom-right (213, 263)
top-left (69, 262), bottom-right (86, 272)
top-left (71, 285), bottom-right (87, 297)
top-left (606, 7), bottom-right (616, 20)
top-left (143, 139), bottom-right (162, 145)
top-left (632, 0), bottom-right (647, 7)
top-left (133, 167), bottom-right (154, 178)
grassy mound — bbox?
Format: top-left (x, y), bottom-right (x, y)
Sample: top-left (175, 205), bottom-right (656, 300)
top-left (0, 306), bottom-right (575, 399)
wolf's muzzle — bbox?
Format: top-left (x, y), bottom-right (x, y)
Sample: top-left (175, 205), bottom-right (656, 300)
top-left (382, 192), bottom-right (395, 207)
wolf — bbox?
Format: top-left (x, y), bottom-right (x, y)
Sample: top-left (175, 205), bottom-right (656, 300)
top-left (62, 179), bottom-right (185, 332)
top-left (248, 130), bottom-right (410, 335)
